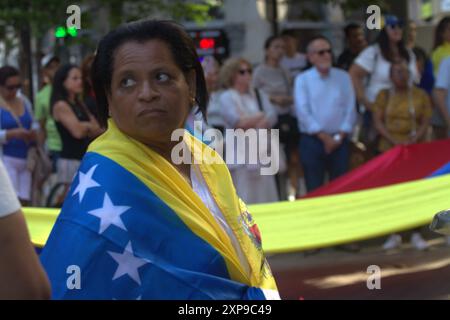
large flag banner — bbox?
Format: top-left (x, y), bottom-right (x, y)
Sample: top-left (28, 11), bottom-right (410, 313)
top-left (305, 139), bottom-right (450, 198)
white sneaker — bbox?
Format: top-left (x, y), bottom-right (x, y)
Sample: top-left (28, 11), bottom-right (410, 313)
top-left (411, 233), bottom-right (428, 251)
top-left (287, 184), bottom-right (296, 202)
top-left (383, 234), bottom-right (402, 250)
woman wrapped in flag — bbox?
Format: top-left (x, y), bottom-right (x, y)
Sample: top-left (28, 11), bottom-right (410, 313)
top-left (40, 19), bottom-right (280, 300)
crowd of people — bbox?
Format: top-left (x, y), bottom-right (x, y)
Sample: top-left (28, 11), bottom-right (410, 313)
top-left (187, 15), bottom-right (450, 251)
top-left (0, 15), bottom-right (450, 278)
top-left (1, 14), bottom-right (450, 298)
top-left (0, 54), bottom-right (104, 208)
top-left (186, 15), bottom-right (450, 207)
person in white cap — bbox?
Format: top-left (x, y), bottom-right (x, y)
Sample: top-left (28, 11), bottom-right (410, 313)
top-left (0, 160), bottom-right (50, 299)
top-left (35, 54), bottom-right (61, 171)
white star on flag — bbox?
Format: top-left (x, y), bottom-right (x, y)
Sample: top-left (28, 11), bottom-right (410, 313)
top-left (73, 165), bottom-right (101, 202)
top-left (88, 193), bottom-right (130, 233)
top-left (108, 242), bottom-right (149, 285)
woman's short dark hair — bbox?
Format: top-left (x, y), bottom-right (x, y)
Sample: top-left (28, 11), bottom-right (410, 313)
top-left (434, 16), bottom-right (450, 49)
top-left (264, 35), bottom-right (282, 50)
top-left (344, 23), bottom-right (362, 38)
top-left (0, 66), bottom-right (19, 86)
top-left (91, 19), bottom-right (208, 128)
top-left (50, 64), bottom-right (80, 113)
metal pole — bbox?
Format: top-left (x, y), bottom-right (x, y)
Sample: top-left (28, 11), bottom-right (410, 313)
top-left (20, 22), bottom-right (34, 101)
top-left (271, 0), bottom-right (279, 35)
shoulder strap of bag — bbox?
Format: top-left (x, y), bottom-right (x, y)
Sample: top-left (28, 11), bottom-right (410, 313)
top-left (280, 69), bottom-right (292, 95)
top-left (366, 45), bottom-right (380, 88)
top-left (254, 88), bottom-right (264, 112)
top-left (384, 88), bottom-right (393, 126)
top-left (2, 102), bottom-right (24, 129)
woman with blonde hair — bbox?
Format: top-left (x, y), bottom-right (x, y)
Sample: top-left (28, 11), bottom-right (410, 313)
top-left (218, 57), bottom-right (279, 204)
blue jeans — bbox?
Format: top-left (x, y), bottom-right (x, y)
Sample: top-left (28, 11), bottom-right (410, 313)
top-left (299, 134), bottom-right (350, 192)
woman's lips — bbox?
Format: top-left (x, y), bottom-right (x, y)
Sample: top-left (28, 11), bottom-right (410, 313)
top-left (137, 108), bottom-right (167, 117)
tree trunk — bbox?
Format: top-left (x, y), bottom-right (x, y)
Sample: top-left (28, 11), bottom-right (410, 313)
top-left (19, 22), bottom-right (34, 101)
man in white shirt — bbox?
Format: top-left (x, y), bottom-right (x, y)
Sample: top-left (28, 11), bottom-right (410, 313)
top-left (294, 36), bottom-right (357, 192)
top-left (0, 160), bottom-right (50, 299)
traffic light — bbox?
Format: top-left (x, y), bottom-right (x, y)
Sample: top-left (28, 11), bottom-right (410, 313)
top-left (199, 38), bottom-right (215, 50)
top-left (54, 26), bottom-right (78, 39)
top-left (189, 29), bottom-right (229, 61)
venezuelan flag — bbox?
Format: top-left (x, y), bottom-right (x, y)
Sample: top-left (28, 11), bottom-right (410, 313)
top-left (40, 120), bottom-right (279, 300)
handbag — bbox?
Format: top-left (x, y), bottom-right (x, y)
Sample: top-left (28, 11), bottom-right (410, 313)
top-left (254, 89), bottom-right (288, 174)
top-left (271, 70), bottom-right (300, 146)
top-left (1, 100), bottom-right (51, 175)
top-left (274, 113), bottom-right (300, 145)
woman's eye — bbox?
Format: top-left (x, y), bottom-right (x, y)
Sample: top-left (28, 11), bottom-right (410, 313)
top-left (120, 77), bottom-right (136, 88)
top-left (156, 73), bottom-right (170, 82)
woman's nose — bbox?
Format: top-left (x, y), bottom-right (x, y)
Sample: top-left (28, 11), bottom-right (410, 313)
top-left (138, 81), bottom-right (159, 101)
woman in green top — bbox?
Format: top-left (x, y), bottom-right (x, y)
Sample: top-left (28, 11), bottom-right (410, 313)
top-left (35, 56), bottom-right (61, 171)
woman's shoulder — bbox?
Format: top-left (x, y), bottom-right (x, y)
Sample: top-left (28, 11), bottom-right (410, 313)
top-left (432, 43), bottom-right (450, 55)
top-left (355, 44), bottom-right (380, 64)
top-left (53, 99), bottom-right (71, 108)
top-left (219, 88), bottom-right (238, 100)
top-left (360, 44), bottom-right (379, 56)
top-left (253, 63), bottom-right (269, 73)
top-left (375, 88), bottom-right (390, 100)
top-left (51, 100), bottom-right (73, 120)
top-left (18, 93), bottom-right (33, 109)
top-left (412, 86), bottom-right (430, 99)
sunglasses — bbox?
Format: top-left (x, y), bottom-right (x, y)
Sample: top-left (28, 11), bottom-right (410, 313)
top-left (386, 22), bottom-right (404, 29)
top-left (316, 49), bottom-right (332, 56)
top-left (5, 84), bottom-right (21, 91)
top-left (238, 68), bottom-right (252, 75)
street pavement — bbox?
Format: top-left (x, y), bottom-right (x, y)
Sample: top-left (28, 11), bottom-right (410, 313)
top-left (268, 236), bottom-right (450, 300)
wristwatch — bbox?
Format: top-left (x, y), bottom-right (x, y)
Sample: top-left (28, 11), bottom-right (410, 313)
top-left (333, 133), bottom-right (342, 143)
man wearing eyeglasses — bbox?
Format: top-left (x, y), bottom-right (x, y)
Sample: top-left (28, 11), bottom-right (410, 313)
top-left (294, 36), bottom-right (357, 192)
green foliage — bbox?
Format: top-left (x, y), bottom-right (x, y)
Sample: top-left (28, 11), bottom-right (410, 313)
top-left (97, 0), bottom-right (214, 27)
top-left (0, 0), bottom-right (215, 38)
top-left (315, 0), bottom-right (391, 14)
top-left (0, 0), bottom-right (75, 37)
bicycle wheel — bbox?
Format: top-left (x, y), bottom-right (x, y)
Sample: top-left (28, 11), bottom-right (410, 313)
top-left (46, 182), bottom-right (68, 208)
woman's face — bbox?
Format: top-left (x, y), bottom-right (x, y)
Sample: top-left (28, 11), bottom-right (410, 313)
top-left (267, 38), bottom-right (285, 62)
top-left (443, 23), bottom-right (450, 43)
top-left (391, 63), bottom-right (410, 89)
top-left (107, 39), bottom-right (194, 147)
top-left (386, 25), bottom-right (403, 43)
top-left (0, 75), bottom-right (21, 100)
top-left (205, 65), bottom-right (219, 92)
top-left (64, 68), bottom-right (83, 95)
top-left (408, 22), bottom-right (417, 45)
top-left (232, 62), bottom-right (252, 91)
top-left (282, 35), bottom-right (297, 55)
